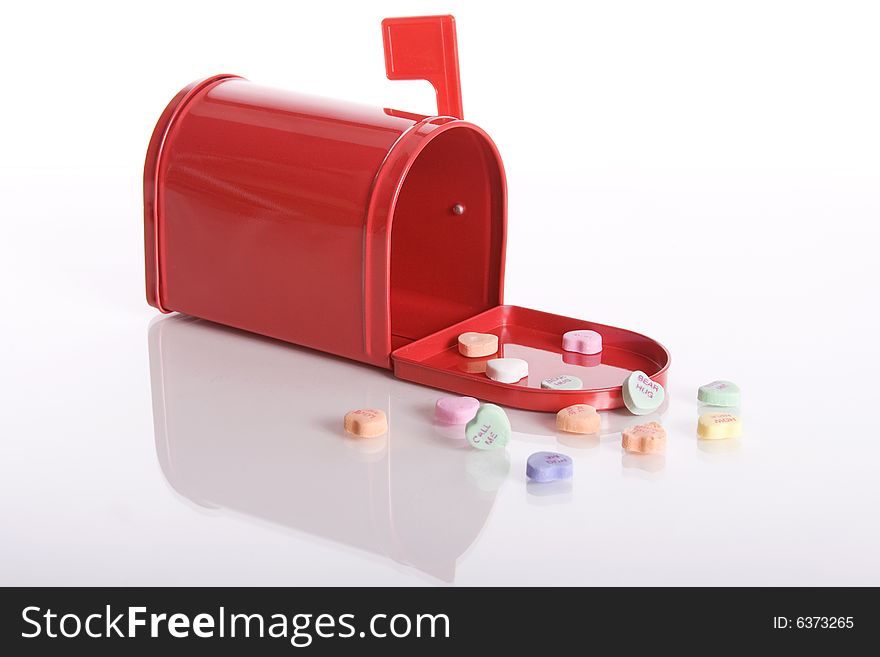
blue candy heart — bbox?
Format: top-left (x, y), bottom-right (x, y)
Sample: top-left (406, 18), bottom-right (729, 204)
top-left (526, 451), bottom-right (573, 483)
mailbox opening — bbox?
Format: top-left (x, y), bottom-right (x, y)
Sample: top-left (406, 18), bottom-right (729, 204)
top-left (389, 126), bottom-right (506, 349)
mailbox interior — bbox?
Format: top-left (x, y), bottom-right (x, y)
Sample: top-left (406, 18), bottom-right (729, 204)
top-left (389, 126), bottom-right (505, 350)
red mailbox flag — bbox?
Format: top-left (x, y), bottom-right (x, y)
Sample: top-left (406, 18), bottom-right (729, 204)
top-left (382, 15), bottom-right (464, 119)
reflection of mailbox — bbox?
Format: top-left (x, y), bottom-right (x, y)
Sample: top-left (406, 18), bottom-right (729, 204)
top-left (144, 15), bottom-right (669, 411)
top-left (149, 316), bottom-right (504, 582)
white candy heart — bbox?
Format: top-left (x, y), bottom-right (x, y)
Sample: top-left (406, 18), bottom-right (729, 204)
top-left (485, 358), bottom-right (528, 384)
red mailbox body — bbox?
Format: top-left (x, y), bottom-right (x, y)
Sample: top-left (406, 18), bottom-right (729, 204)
top-left (144, 15), bottom-right (670, 411)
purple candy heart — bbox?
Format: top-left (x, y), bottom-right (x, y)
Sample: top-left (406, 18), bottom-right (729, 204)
top-left (435, 396), bottom-right (481, 425)
top-left (526, 451), bottom-right (573, 483)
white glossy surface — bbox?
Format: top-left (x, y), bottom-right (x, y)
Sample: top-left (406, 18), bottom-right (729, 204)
top-left (2, 0), bottom-right (879, 586)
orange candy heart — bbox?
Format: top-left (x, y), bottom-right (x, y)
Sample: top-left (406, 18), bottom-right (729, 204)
top-left (556, 404), bottom-right (601, 434)
top-left (344, 409), bottom-right (388, 437)
top-left (622, 421), bottom-right (667, 454)
top-left (457, 332), bottom-right (499, 358)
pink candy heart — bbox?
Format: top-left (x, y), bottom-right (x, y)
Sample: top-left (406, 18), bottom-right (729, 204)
top-left (434, 396), bottom-right (481, 425)
top-left (562, 329), bottom-right (602, 355)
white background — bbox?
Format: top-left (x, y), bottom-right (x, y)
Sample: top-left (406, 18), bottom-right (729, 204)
top-left (1, 0), bottom-right (878, 585)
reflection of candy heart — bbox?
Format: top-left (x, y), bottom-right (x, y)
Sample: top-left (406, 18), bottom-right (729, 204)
top-left (562, 329), bottom-right (602, 355)
top-left (622, 370), bottom-right (665, 415)
top-left (343, 409), bottom-right (388, 437)
top-left (622, 452), bottom-right (666, 473)
top-left (697, 380), bottom-right (740, 407)
top-left (697, 413), bottom-right (742, 440)
top-left (541, 374), bottom-right (583, 390)
top-left (434, 396), bottom-right (480, 425)
top-left (465, 403), bottom-right (511, 450)
top-left (562, 351), bottom-right (602, 368)
top-left (465, 450), bottom-right (510, 492)
top-left (556, 433), bottom-right (600, 450)
top-left (526, 451), bottom-right (573, 482)
top-left (433, 422), bottom-right (468, 442)
top-left (486, 358), bottom-right (528, 384)
top-left (458, 332), bottom-right (499, 358)
top-left (622, 421), bottom-right (667, 454)
top-left (457, 358), bottom-right (489, 374)
top-left (527, 480), bottom-right (573, 498)
top-left (344, 435), bottom-right (388, 461)
top-left (698, 436), bottom-right (742, 455)
top-left (555, 404), bottom-right (600, 434)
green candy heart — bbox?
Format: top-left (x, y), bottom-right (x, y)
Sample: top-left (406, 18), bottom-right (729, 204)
top-left (622, 370), bottom-right (665, 415)
top-left (697, 380), bottom-right (740, 407)
top-left (465, 403), bottom-right (511, 451)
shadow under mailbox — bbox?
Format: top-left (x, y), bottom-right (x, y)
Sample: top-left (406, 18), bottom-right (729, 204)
top-left (148, 315), bottom-right (503, 583)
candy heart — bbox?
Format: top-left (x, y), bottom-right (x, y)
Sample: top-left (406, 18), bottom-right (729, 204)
top-left (562, 329), bottom-right (602, 355)
top-left (622, 421), bottom-right (667, 454)
top-left (555, 404), bottom-right (600, 434)
top-left (697, 380), bottom-right (741, 407)
top-left (526, 451), bottom-right (573, 482)
top-left (343, 409), bottom-right (388, 437)
top-left (697, 413), bottom-right (742, 440)
top-left (458, 332), bottom-right (499, 358)
top-left (541, 374), bottom-right (583, 390)
top-left (486, 357), bottom-right (529, 384)
top-left (622, 370), bottom-right (665, 415)
top-left (465, 403), bottom-right (511, 450)
top-left (434, 396), bottom-right (480, 425)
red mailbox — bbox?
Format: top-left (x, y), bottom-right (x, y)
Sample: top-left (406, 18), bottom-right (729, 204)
top-left (144, 15), bottom-right (669, 411)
